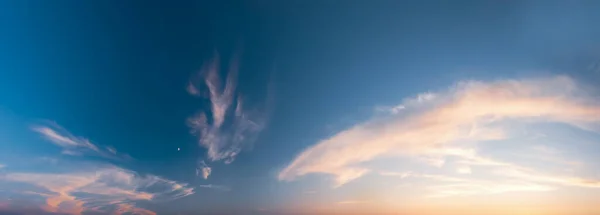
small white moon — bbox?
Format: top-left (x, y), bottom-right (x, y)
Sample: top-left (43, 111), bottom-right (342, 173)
top-left (177, 148), bottom-right (180, 151)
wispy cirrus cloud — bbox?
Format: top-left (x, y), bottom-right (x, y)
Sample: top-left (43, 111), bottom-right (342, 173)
top-left (336, 200), bottom-right (369, 205)
top-left (381, 151), bottom-right (600, 198)
top-left (114, 203), bottom-right (156, 215)
top-left (31, 123), bottom-right (129, 161)
top-left (422, 178), bottom-right (555, 198)
top-left (198, 184), bottom-right (231, 191)
top-left (3, 121), bottom-right (193, 215)
top-left (187, 54), bottom-right (270, 165)
top-left (278, 76), bottom-right (600, 190)
top-left (1, 165), bottom-right (194, 215)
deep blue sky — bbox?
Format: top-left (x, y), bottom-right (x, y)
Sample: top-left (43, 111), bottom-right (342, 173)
top-left (1, 1), bottom-right (600, 215)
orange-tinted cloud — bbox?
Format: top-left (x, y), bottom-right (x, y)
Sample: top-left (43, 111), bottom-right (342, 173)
top-left (279, 76), bottom-right (600, 187)
top-left (3, 166), bottom-right (193, 215)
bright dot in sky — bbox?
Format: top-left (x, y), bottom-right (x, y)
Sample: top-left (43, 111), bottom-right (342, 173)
top-left (177, 148), bottom-right (180, 151)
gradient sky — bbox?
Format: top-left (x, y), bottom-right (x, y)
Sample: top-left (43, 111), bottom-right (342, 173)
top-left (1, 1), bottom-right (600, 215)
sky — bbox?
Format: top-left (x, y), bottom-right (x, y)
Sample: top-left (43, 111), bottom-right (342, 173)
top-left (1, 1), bottom-right (600, 215)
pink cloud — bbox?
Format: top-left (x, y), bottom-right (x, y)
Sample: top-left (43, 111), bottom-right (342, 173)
top-left (279, 76), bottom-right (600, 187)
top-left (3, 166), bottom-right (194, 215)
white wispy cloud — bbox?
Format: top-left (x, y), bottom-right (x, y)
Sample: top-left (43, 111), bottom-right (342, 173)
top-left (336, 200), bottom-right (369, 205)
top-left (379, 145), bottom-right (600, 198)
top-left (198, 184), bottom-right (231, 191)
top-left (106, 146), bottom-right (117, 155)
top-left (425, 180), bottom-right (555, 198)
top-left (32, 124), bottom-right (98, 151)
top-left (187, 54), bottom-right (270, 164)
top-left (379, 171), bottom-right (555, 198)
top-left (493, 166), bottom-right (600, 188)
top-left (31, 123), bottom-right (130, 160)
top-left (0, 164), bottom-right (5, 169)
top-left (379, 171), bottom-right (412, 178)
top-left (426, 147), bottom-right (600, 188)
top-left (2, 166), bottom-right (194, 215)
top-left (278, 76), bottom-right (600, 188)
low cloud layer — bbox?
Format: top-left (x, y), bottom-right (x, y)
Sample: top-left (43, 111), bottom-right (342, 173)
top-left (278, 76), bottom-right (600, 191)
top-left (32, 123), bottom-right (129, 160)
top-left (380, 150), bottom-right (600, 198)
top-left (187, 54), bottom-right (269, 164)
top-left (1, 166), bottom-right (193, 215)
top-left (0, 121), bottom-right (195, 215)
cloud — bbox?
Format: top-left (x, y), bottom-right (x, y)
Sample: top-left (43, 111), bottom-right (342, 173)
top-left (114, 203), bottom-right (156, 215)
top-left (201, 168), bottom-right (211, 179)
top-left (106, 146), bottom-right (117, 155)
top-left (186, 81), bottom-right (202, 97)
top-left (1, 166), bottom-right (194, 215)
top-left (198, 184), bottom-right (231, 191)
top-left (196, 160), bottom-right (211, 180)
top-left (336, 200), bottom-right (369, 205)
top-left (380, 171), bottom-right (555, 198)
top-left (378, 145), bottom-right (600, 198)
top-left (456, 166), bottom-right (471, 174)
top-left (278, 76), bottom-right (600, 187)
top-left (187, 54), bottom-right (270, 164)
top-left (375, 104), bottom-right (405, 114)
top-left (32, 124), bottom-right (98, 151)
top-left (426, 147), bottom-right (600, 188)
top-left (31, 123), bottom-right (130, 160)
top-left (379, 171), bottom-right (411, 178)
top-left (0, 164), bottom-right (5, 169)
top-left (493, 165), bottom-right (600, 188)
top-left (425, 180), bottom-right (555, 198)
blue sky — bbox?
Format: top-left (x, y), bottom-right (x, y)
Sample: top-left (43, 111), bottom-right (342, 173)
top-left (1, 1), bottom-right (600, 215)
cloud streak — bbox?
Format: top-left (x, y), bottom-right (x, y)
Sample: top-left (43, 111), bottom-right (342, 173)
top-left (187, 54), bottom-right (270, 164)
top-left (336, 200), bottom-right (369, 205)
top-left (31, 123), bottom-right (129, 161)
top-left (278, 76), bottom-right (600, 188)
top-left (198, 184), bottom-right (231, 191)
top-left (381, 155), bottom-right (600, 198)
top-left (1, 166), bottom-right (194, 215)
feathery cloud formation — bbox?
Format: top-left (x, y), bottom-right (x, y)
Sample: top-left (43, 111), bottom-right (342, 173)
top-left (31, 123), bottom-right (129, 160)
top-left (0, 121), bottom-right (195, 214)
top-left (2, 166), bottom-right (194, 215)
top-left (278, 76), bottom-right (600, 189)
top-left (187, 54), bottom-right (269, 164)
top-left (198, 184), bottom-right (231, 191)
